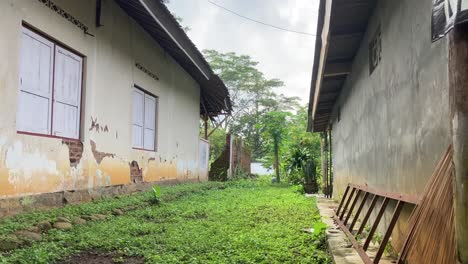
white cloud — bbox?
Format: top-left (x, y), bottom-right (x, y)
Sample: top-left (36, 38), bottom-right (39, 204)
top-left (167, 0), bottom-right (319, 104)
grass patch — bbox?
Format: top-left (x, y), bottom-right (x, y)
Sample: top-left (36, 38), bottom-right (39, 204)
top-left (0, 180), bottom-right (330, 263)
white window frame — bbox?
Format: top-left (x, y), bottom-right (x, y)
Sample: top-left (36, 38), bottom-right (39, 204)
top-left (17, 26), bottom-right (83, 140)
top-left (132, 86), bottom-right (158, 151)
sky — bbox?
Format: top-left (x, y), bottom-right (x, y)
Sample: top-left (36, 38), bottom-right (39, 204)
top-left (166, 0), bottom-right (319, 104)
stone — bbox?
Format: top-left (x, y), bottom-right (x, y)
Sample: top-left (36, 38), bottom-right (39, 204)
top-left (14, 230), bottom-right (42, 242)
top-left (112, 209), bottom-right (124, 216)
top-left (126, 205), bottom-right (139, 211)
top-left (53, 222), bottom-right (73, 231)
top-left (81, 215), bottom-right (99, 221)
top-left (92, 214), bottom-right (107, 220)
top-left (0, 235), bottom-right (23, 251)
top-left (72, 217), bottom-right (87, 225)
top-left (56, 217), bottom-right (71, 223)
top-left (25, 226), bottom-right (41, 233)
top-left (36, 221), bottom-right (52, 233)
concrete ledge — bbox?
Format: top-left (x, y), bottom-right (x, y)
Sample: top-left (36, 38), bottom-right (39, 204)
top-left (314, 195), bottom-right (395, 264)
top-left (0, 178), bottom-right (200, 218)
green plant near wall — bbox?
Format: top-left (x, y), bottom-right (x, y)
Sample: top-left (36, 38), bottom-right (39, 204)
top-left (286, 146), bottom-right (319, 193)
top-left (150, 185), bottom-right (161, 205)
top-left (372, 233), bottom-right (383, 246)
top-left (303, 159), bottom-right (318, 193)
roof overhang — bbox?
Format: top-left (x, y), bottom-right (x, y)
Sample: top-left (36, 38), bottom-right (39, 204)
top-left (307, 0), bottom-right (376, 132)
top-left (115, 0), bottom-right (232, 116)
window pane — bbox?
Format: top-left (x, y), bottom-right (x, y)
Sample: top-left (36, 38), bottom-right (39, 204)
top-left (144, 94), bottom-right (156, 150)
top-left (17, 92), bottom-right (51, 134)
top-left (54, 47), bottom-right (82, 107)
top-left (133, 125), bottom-right (143, 148)
top-left (144, 94), bottom-right (156, 130)
top-left (144, 128), bottom-right (155, 151)
top-left (133, 89), bottom-right (144, 126)
top-left (132, 89), bottom-right (145, 148)
top-left (20, 28), bottom-right (53, 97)
top-left (53, 103), bottom-right (79, 138)
top-left (17, 27), bottom-right (54, 134)
top-left (52, 46), bottom-right (83, 139)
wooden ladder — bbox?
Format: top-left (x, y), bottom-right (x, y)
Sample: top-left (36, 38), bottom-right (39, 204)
top-left (333, 184), bottom-right (419, 264)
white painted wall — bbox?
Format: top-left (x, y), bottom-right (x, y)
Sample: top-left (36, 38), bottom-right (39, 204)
top-left (0, 0), bottom-right (202, 198)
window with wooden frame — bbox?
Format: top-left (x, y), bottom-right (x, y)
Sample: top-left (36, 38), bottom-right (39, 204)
top-left (17, 26), bottom-right (83, 140)
top-left (132, 86), bottom-right (158, 151)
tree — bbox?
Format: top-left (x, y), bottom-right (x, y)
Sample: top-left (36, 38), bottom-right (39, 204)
top-left (258, 111), bottom-right (291, 182)
top-left (203, 50), bottom-right (299, 160)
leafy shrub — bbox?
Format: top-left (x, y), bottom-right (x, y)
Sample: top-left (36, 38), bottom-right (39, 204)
top-left (231, 167), bottom-right (249, 180)
top-left (313, 222), bottom-right (327, 236)
top-left (287, 168), bottom-right (304, 185)
top-left (290, 184), bottom-right (305, 194)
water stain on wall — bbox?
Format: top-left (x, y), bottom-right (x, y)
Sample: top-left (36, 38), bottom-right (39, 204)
top-left (144, 158), bottom-right (177, 182)
top-left (0, 137), bottom-right (200, 199)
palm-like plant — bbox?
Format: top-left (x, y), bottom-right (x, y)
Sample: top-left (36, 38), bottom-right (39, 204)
top-left (287, 146), bottom-right (318, 193)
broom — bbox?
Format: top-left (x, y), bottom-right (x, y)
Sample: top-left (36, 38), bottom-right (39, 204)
top-left (398, 145), bottom-right (456, 264)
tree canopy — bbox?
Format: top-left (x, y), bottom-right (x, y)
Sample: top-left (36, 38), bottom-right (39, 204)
top-left (202, 49), bottom-right (321, 187)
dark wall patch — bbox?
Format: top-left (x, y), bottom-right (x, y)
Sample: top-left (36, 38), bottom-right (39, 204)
top-left (62, 139), bottom-right (84, 167)
top-left (129, 161), bottom-right (143, 183)
top-left (89, 117), bottom-right (109, 133)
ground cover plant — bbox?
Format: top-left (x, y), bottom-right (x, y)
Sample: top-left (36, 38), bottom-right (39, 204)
top-left (0, 180), bottom-right (330, 264)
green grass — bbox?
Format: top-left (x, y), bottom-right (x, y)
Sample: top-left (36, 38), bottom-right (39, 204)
top-left (0, 180), bottom-right (330, 264)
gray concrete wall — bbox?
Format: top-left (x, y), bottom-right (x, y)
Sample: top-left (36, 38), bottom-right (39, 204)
top-left (330, 0), bottom-right (451, 249)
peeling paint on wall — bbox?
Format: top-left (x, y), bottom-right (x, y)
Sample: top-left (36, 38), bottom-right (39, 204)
top-left (0, 141), bottom-right (66, 197)
top-left (90, 140), bottom-right (115, 164)
top-left (5, 141), bottom-right (59, 177)
top-left (62, 139), bottom-right (84, 167)
top-left (0, 135), bottom-right (7, 154)
top-left (129, 161), bottom-right (143, 183)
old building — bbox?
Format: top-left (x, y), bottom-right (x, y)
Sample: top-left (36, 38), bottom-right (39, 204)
top-left (309, 0), bottom-right (468, 262)
top-left (0, 0), bottom-right (230, 214)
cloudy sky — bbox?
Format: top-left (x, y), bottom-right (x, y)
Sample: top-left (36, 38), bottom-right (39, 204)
top-left (166, 0), bottom-right (319, 104)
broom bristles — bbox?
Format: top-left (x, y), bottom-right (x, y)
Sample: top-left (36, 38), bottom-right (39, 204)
top-left (399, 146), bottom-right (456, 264)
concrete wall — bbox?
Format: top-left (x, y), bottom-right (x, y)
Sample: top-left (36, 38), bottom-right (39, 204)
top-left (0, 0), bottom-right (202, 199)
top-left (330, 0), bottom-right (451, 249)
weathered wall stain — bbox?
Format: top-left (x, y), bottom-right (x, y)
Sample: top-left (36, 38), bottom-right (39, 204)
top-left (97, 159), bottom-right (130, 186)
top-left (90, 140), bottom-right (115, 164)
top-left (144, 158), bottom-right (177, 182)
top-left (89, 117), bottom-right (109, 133)
top-left (0, 136), bottom-right (203, 198)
